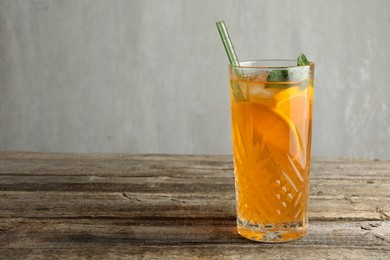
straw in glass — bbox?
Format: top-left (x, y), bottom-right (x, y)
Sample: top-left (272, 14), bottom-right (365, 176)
top-left (216, 21), bottom-right (245, 101)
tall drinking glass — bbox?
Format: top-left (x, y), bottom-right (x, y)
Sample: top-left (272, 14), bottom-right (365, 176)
top-left (229, 60), bottom-right (314, 242)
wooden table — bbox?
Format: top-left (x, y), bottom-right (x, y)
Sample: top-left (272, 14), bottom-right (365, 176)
top-left (0, 152), bottom-right (389, 259)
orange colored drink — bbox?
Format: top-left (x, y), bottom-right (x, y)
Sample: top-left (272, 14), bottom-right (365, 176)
top-left (229, 61), bottom-right (314, 242)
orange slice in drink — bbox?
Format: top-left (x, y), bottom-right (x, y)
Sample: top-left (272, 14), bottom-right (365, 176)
top-left (233, 102), bottom-right (302, 158)
top-left (272, 86), bottom-right (313, 166)
top-left (273, 86), bottom-right (313, 125)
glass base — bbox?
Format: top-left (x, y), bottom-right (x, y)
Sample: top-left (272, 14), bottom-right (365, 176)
top-left (237, 218), bottom-right (307, 243)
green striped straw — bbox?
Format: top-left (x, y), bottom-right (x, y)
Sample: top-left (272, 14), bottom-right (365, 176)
top-left (216, 21), bottom-right (245, 101)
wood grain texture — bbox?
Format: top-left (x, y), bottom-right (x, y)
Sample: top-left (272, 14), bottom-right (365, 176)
top-left (0, 152), bottom-right (389, 259)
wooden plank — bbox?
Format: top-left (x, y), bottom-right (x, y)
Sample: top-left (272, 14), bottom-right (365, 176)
top-left (0, 175), bottom-right (389, 197)
top-left (0, 153), bottom-right (234, 177)
top-left (1, 247), bottom-right (390, 260)
top-left (0, 218), bottom-right (389, 258)
top-left (0, 152), bottom-right (389, 179)
top-left (0, 191), bottom-right (388, 221)
top-left (1, 218), bottom-right (389, 247)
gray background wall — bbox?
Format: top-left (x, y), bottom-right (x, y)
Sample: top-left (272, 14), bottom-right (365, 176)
top-left (1, 0), bottom-right (389, 158)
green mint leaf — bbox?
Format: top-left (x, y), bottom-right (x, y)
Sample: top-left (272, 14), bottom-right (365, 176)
top-left (297, 52), bottom-right (310, 66)
top-left (265, 69), bottom-right (289, 88)
top-left (266, 69), bottom-right (288, 82)
top-left (266, 53), bottom-right (311, 89)
top-left (297, 53), bottom-right (311, 90)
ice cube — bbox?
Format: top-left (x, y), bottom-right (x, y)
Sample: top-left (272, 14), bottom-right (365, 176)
top-left (249, 83), bottom-right (277, 101)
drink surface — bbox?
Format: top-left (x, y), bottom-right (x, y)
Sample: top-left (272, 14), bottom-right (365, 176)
top-left (230, 74), bottom-right (313, 242)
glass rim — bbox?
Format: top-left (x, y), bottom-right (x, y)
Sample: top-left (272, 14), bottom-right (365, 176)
top-left (230, 59), bottom-right (314, 69)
